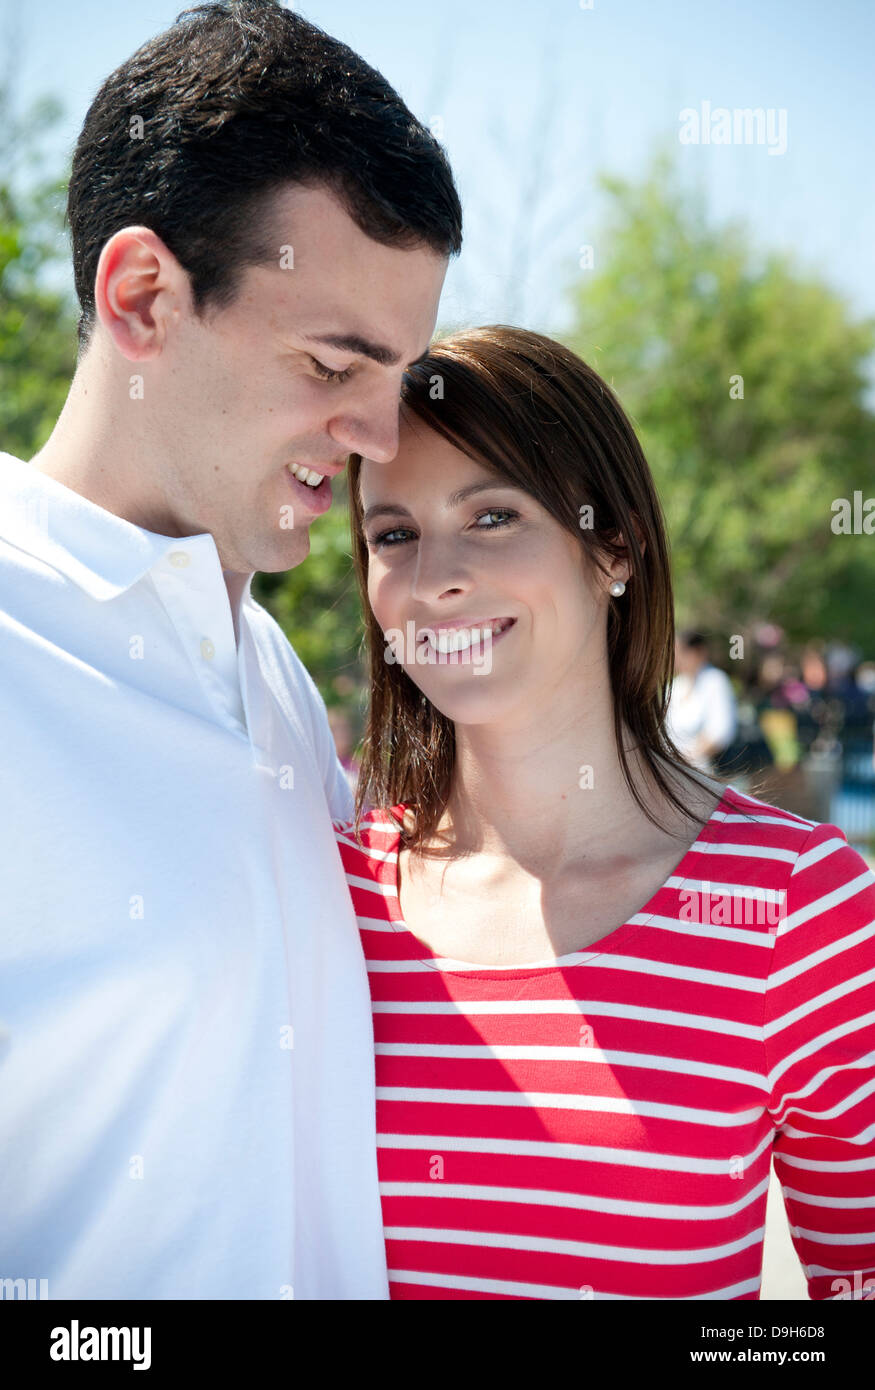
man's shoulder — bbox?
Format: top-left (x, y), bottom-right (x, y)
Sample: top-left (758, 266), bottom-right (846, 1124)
top-left (241, 592), bottom-right (329, 736)
top-left (244, 593), bottom-right (311, 683)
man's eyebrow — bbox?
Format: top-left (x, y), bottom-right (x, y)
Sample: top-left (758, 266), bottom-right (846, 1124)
top-left (362, 480), bottom-right (518, 526)
top-left (300, 332), bottom-right (432, 369)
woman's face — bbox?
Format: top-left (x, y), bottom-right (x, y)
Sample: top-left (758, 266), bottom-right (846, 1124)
top-left (358, 415), bottom-right (616, 730)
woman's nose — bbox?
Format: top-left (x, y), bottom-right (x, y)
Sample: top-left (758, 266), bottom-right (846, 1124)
top-left (409, 538), bottom-right (469, 603)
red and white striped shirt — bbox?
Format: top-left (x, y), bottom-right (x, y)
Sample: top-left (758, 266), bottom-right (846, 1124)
top-left (333, 784), bottom-right (875, 1300)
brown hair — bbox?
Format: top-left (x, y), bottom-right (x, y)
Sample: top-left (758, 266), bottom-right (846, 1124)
top-left (347, 324), bottom-right (741, 853)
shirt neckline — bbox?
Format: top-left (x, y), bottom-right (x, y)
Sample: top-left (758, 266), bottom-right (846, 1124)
top-left (1, 450), bottom-right (253, 609)
top-left (380, 786), bottom-right (735, 977)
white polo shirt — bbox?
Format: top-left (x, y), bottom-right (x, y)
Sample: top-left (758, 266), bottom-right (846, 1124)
top-left (0, 450), bottom-right (389, 1300)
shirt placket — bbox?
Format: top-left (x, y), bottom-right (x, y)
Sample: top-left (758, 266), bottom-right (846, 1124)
top-left (236, 617), bottom-right (283, 775)
top-left (150, 538), bottom-right (248, 736)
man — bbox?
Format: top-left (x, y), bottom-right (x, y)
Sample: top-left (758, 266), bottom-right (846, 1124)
top-left (666, 630), bottom-right (738, 773)
top-left (0, 0), bottom-right (459, 1298)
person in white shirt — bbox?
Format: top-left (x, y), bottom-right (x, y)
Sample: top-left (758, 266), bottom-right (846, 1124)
top-left (0, 0), bottom-right (459, 1300)
top-left (666, 631), bottom-right (738, 773)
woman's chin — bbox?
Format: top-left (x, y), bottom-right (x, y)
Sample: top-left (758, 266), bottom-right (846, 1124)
top-left (412, 679), bottom-right (512, 726)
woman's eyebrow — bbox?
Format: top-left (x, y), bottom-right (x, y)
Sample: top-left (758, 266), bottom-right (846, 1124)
top-left (362, 501), bottom-right (413, 524)
top-left (362, 480), bottom-right (518, 526)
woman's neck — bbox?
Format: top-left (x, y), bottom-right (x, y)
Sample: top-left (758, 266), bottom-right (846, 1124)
top-left (429, 705), bottom-right (719, 876)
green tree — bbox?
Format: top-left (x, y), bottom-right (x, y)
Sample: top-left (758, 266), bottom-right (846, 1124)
top-left (565, 151), bottom-right (875, 654)
top-left (0, 87), bottom-right (78, 457)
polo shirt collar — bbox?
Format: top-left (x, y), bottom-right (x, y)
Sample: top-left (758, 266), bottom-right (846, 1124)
top-left (0, 450), bottom-right (253, 609)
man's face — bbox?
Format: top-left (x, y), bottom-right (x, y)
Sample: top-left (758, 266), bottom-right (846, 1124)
top-left (113, 183), bottom-right (447, 573)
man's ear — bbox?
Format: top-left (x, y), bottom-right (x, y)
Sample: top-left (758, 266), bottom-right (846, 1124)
top-left (94, 225), bottom-right (188, 361)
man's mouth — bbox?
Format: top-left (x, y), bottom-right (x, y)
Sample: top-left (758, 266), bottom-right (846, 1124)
top-left (288, 462), bottom-right (325, 488)
top-left (285, 462), bottom-right (333, 515)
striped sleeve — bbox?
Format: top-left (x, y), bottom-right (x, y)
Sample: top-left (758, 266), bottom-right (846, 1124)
top-left (764, 820), bottom-right (875, 1300)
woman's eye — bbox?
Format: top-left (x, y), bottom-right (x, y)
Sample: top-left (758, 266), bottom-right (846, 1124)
top-left (474, 508), bottom-right (518, 529)
top-left (311, 357), bottom-right (354, 384)
top-left (369, 508), bottom-right (519, 550)
top-left (370, 528), bottom-right (415, 548)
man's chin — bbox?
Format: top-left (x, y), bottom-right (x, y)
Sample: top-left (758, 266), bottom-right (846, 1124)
top-left (259, 526), bottom-right (311, 573)
top-left (225, 516), bottom-right (312, 576)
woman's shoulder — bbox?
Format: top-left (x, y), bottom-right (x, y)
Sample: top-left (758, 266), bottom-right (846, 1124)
top-left (695, 784), bottom-right (875, 973)
top-left (657, 765), bottom-right (814, 846)
top-left (713, 782), bottom-right (875, 905)
top-left (716, 780), bottom-right (817, 827)
top-left (712, 780), bottom-right (839, 846)
top-left (331, 803), bottom-right (409, 857)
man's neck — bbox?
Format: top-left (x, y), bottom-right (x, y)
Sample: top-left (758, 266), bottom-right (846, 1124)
top-left (30, 398), bottom-right (253, 645)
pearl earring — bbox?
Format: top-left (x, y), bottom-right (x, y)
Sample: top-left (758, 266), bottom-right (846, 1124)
top-left (609, 579), bottom-right (626, 597)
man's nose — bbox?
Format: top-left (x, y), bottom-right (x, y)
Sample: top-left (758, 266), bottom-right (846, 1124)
top-left (327, 380), bottom-right (401, 464)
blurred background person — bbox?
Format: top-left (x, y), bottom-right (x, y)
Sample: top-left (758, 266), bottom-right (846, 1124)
top-left (754, 650), bottom-right (806, 772)
top-left (666, 630), bottom-right (737, 774)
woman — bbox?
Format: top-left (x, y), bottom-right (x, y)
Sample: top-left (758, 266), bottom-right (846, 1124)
top-left (333, 325), bottom-right (875, 1301)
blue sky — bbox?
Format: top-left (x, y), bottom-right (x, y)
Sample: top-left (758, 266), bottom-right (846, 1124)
top-left (6, 0), bottom-right (874, 338)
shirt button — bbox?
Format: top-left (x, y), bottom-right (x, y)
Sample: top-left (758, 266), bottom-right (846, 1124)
top-left (200, 638), bottom-right (216, 661)
top-left (169, 551), bottom-right (190, 568)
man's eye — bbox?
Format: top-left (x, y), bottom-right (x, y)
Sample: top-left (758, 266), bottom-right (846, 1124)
top-left (311, 357), bottom-right (354, 384)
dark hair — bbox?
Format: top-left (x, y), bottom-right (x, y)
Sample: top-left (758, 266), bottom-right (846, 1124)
top-left (347, 324), bottom-right (758, 855)
top-left (66, 0), bottom-right (462, 351)
top-left (678, 630), bottom-right (709, 650)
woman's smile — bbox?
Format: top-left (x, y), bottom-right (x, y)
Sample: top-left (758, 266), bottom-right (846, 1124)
top-left (416, 615), bottom-right (517, 661)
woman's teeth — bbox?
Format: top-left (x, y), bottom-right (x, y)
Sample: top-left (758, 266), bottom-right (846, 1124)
top-left (288, 462), bottom-right (325, 488)
top-left (421, 618), bottom-right (514, 653)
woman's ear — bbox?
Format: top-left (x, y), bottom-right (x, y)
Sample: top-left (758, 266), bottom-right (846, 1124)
top-left (603, 516), bottom-right (646, 594)
top-left (616, 512), bottom-right (647, 570)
